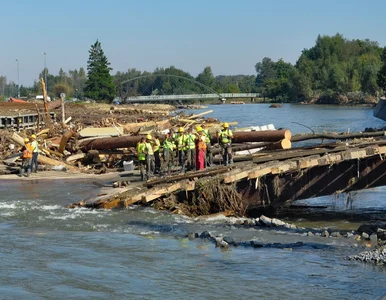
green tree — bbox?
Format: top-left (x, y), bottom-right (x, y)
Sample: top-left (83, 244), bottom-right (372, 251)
top-left (377, 47), bottom-right (386, 95)
top-left (84, 40), bottom-right (116, 102)
top-left (196, 66), bottom-right (215, 89)
top-left (52, 82), bottom-right (74, 98)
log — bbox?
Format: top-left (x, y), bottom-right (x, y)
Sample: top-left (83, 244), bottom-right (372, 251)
top-left (119, 119), bottom-right (170, 133)
top-left (265, 139), bottom-right (292, 150)
top-left (211, 129), bottom-right (291, 144)
top-left (10, 132), bottom-right (25, 146)
top-left (291, 131), bottom-right (386, 142)
top-left (36, 129), bottom-right (50, 137)
top-left (40, 78), bottom-right (52, 129)
top-left (187, 110), bottom-right (213, 119)
top-left (66, 153), bottom-right (86, 162)
top-left (37, 155), bottom-right (80, 173)
top-left (43, 148), bottom-right (63, 157)
top-left (80, 130), bottom-right (292, 151)
top-left (59, 130), bottom-right (75, 153)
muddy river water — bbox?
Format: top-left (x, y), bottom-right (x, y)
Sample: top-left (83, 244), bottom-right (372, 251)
top-left (1, 104), bottom-right (386, 299)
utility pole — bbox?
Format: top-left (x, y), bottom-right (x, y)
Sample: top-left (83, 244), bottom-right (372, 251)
top-left (41, 52), bottom-right (47, 91)
top-left (16, 59), bottom-right (20, 98)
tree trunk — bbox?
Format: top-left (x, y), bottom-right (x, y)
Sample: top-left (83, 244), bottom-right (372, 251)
top-left (79, 129), bottom-right (292, 151)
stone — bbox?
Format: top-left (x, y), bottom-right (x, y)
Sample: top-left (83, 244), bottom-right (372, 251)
top-left (271, 218), bottom-right (286, 227)
top-left (215, 238), bottom-right (230, 250)
top-left (223, 236), bottom-right (236, 246)
top-left (187, 232), bottom-right (196, 240)
top-left (377, 228), bottom-right (386, 241)
top-left (259, 215), bottom-right (272, 226)
top-left (362, 232), bottom-right (370, 240)
top-left (321, 230), bottom-right (330, 238)
top-left (370, 234), bottom-right (378, 244)
top-left (307, 231), bottom-right (314, 237)
top-left (315, 232), bottom-right (321, 236)
top-left (357, 224), bottom-right (378, 236)
top-left (250, 240), bottom-right (264, 248)
top-left (200, 231), bottom-right (211, 239)
top-left (331, 232), bottom-right (342, 238)
top-left (346, 232), bottom-right (354, 238)
top-left (254, 218), bottom-right (260, 225)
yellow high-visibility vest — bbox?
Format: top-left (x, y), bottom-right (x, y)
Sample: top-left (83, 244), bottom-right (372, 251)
top-left (136, 142), bottom-right (146, 161)
top-left (219, 129), bottom-right (233, 144)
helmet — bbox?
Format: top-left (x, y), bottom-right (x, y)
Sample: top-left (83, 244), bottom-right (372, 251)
top-left (31, 134), bottom-right (36, 139)
top-left (24, 138), bottom-right (30, 143)
top-left (178, 127), bottom-right (184, 133)
top-left (196, 126), bottom-right (203, 132)
top-left (146, 134), bottom-right (152, 140)
top-left (223, 122), bottom-right (229, 128)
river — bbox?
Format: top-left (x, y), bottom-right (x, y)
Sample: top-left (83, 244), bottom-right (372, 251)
top-left (1, 104), bottom-right (386, 299)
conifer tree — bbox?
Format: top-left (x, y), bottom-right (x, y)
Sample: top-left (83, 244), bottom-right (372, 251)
top-left (84, 40), bottom-right (115, 101)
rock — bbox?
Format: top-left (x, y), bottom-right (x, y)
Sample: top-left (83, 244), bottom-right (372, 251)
top-left (307, 231), bottom-right (314, 237)
top-left (259, 215), bottom-right (272, 226)
top-left (362, 232), bottom-right (370, 240)
top-left (188, 232), bottom-right (197, 240)
top-left (346, 232), bottom-right (354, 238)
top-left (254, 218), bottom-right (260, 225)
top-left (282, 223), bottom-right (297, 230)
top-left (271, 218), bottom-right (286, 227)
top-left (357, 224), bottom-right (378, 236)
top-left (355, 235), bottom-right (361, 241)
top-left (370, 234), bottom-right (378, 244)
top-left (321, 230), bottom-right (330, 238)
top-left (244, 219), bottom-right (255, 226)
top-left (200, 231), bottom-right (211, 239)
top-left (377, 228), bottom-right (386, 241)
top-left (250, 240), bottom-right (264, 248)
top-left (215, 238), bottom-right (230, 250)
top-left (223, 236), bottom-right (236, 246)
top-left (330, 232), bottom-right (342, 238)
top-left (315, 232), bottom-right (321, 236)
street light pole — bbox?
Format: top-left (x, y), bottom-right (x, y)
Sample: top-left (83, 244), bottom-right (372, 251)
top-left (41, 52), bottom-right (47, 91)
top-left (16, 59), bottom-right (20, 98)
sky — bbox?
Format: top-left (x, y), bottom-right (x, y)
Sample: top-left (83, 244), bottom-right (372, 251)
top-left (1, 0), bottom-right (386, 86)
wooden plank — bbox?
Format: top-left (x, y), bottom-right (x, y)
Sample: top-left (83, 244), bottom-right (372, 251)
top-left (223, 165), bottom-right (259, 183)
top-left (252, 145), bottom-right (348, 164)
top-left (247, 167), bottom-right (273, 179)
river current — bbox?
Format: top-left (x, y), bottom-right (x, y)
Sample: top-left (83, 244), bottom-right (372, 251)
top-left (1, 104), bottom-right (386, 299)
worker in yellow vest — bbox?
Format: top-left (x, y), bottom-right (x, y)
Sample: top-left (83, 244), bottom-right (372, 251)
top-left (19, 138), bottom-right (33, 177)
top-left (218, 122), bottom-right (233, 166)
top-left (30, 134), bottom-right (40, 173)
top-left (176, 127), bottom-right (187, 172)
top-left (136, 137), bottom-right (147, 181)
top-left (169, 128), bottom-right (178, 163)
top-left (162, 132), bottom-right (176, 175)
top-left (144, 134), bottom-right (155, 179)
top-left (153, 134), bottom-right (161, 174)
top-left (184, 127), bottom-right (196, 171)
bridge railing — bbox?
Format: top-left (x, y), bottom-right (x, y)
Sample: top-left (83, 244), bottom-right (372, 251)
top-left (124, 93), bottom-right (260, 102)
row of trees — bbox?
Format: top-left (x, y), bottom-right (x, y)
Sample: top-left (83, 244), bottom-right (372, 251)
top-left (256, 34), bottom-right (384, 102)
top-left (2, 34), bottom-right (386, 103)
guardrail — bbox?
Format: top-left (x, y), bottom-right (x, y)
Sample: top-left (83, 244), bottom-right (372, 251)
top-left (124, 93), bottom-right (260, 102)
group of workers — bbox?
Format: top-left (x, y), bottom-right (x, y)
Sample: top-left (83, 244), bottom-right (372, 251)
top-left (136, 122), bottom-right (233, 181)
top-left (19, 134), bottom-right (40, 177)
